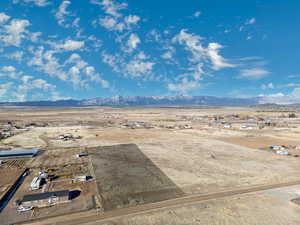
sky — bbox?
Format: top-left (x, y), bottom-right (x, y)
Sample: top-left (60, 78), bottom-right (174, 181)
top-left (0, 0), bottom-right (299, 102)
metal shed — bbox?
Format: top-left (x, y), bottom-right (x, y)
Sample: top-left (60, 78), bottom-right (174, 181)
top-left (21, 190), bottom-right (70, 208)
top-left (0, 149), bottom-right (39, 159)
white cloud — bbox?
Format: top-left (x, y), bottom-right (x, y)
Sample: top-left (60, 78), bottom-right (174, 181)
top-left (71, 17), bottom-right (80, 28)
top-left (259, 88), bottom-right (300, 104)
top-left (148, 29), bottom-right (161, 42)
top-left (125, 15), bottom-right (140, 25)
top-left (20, 75), bottom-right (33, 83)
top-left (50, 91), bottom-right (68, 101)
top-left (98, 14), bottom-right (139, 32)
top-left (28, 47), bottom-right (68, 81)
top-left (191, 63), bottom-right (205, 80)
top-left (0, 18), bottom-right (30, 46)
top-left (239, 68), bottom-right (270, 80)
top-left (269, 92), bottom-right (284, 97)
top-left (193, 11), bottom-right (201, 18)
top-left (27, 0), bottom-right (50, 6)
top-left (246, 35), bottom-right (252, 40)
top-left (11, 92), bottom-right (26, 102)
top-left (102, 51), bottom-right (155, 79)
top-left (288, 74), bottom-right (300, 79)
top-left (68, 66), bottom-right (86, 87)
top-left (13, 0), bottom-right (51, 6)
top-left (13, 77), bottom-right (56, 102)
top-left (291, 88), bottom-right (300, 98)
top-left (207, 42), bottom-right (235, 70)
top-left (92, 0), bottom-right (127, 17)
top-left (172, 29), bottom-right (206, 62)
top-left (99, 16), bottom-right (125, 32)
top-left (94, 0), bottom-right (139, 33)
top-left (261, 83), bottom-right (274, 89)
top-left (0, 67), bottom-right (57, 101)
top-left (168, 78), bottom-right (200, 92)
top-left (59, 40), bottom-right (85, 51)
top-left (6, 51), bottom-right (24, 62)
top-left (136, 51), bottom-right (147, 60)
top-left (28, 48), bottom-right (97, 88)
top-left (161, 51), bottom-right (172, 59)
top-left (102, 51), bottom-right (120, 72)
top-left (127, 33), bottom-right (140, 51)
top-left (285, 83), bottom-right (300, 87)
top-left (0, 13), bottom-right (10, 24)
top-left (126, 60), bottom-right (155, 77)
top-left (171, 29), bottom-right (235, 90)
top-left (55, 0), bottom-right (71, 27)
top-left (245, 17), bottom-right (256, 25)
top-left (160, 44), bottom-right (176, 62)
top-left (84, 66), bottom-right (109, 88)
top-left (0, 65), bottom-right (22, 79)
top-left (30, 31), bottom-right (42, 42)
top-left (20, 77), bottom-right (55, 91)
top-left (65, 53), bottom-right (109, 88)
top-left (258, 93), bottom-right (299, 105)
top-left (173, 29), bottom-right (234, 70)
top-left (2, 65), bottom-right (16, 73)
top-left (0, 82), bottom-right (13, 98)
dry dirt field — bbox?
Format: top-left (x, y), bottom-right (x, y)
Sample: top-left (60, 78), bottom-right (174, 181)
top-left (89, 144), bottom-right (183, 211)
top-left (81, 185), bottom-right (300, 225)
top-left (1, 106), bottom-right (300, 224)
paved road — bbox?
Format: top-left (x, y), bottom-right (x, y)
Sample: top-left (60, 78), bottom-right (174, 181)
top-left (20, 180), bottom-right (300, 225)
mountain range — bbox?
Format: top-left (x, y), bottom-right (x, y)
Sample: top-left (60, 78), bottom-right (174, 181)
top-left (0, 95), bottom-right (299, 107)
top-left (0, 95), bottom-right (260, 107)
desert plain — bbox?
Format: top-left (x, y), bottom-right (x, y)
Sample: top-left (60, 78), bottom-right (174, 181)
top-left (1, 106), bottom-right (300, 224)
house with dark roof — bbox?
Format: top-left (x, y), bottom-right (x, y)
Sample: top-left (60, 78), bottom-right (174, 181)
top-left (20, 190), bottom-right (70, 208)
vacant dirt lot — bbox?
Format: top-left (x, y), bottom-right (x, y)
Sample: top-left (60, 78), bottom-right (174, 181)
top-left (89, 144), bottom-right (183, 211)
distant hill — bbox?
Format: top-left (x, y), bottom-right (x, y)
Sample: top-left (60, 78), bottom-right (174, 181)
top-left (81, 95), bottom-right (260, 106)
top-left (0, 95), bottom-right (262, 107)
top-left (0, 99), bottom-right (82, 107)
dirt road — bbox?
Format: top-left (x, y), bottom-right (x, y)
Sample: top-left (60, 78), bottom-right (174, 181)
top-left (20, 180), bottom-right (300, 225)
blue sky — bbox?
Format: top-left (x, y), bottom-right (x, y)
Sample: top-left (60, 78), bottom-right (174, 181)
top-left (0, 0), bottom-right (299, 102)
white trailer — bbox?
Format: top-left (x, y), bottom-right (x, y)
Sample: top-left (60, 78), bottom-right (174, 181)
top-left (29, 177), bottom-right (42, 190)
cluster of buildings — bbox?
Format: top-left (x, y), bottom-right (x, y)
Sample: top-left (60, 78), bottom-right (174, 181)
top-left (204, 112), bottom-right (298, 130)
top-left (268, 145), bottom-right (300, 156)
top-left (159, 124), bottom-right (193, 129)
top-left (120, 121), bottom-right (153, 129)
top-left (0, 148), bottom-right (82, 213)
top-left (57, 134), bottom-right (82, 141)
top-left (0, 121), bottom-right (41, 141)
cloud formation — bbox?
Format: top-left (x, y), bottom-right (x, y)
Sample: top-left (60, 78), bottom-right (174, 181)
top-left (55, 1), bottom-right (71, 27)
top-left (239, 68), bottom-right (270, 80)
top-left (12, 0), bottom-right (51, 7)
top-left (0, 16), bottom-right (30, 46)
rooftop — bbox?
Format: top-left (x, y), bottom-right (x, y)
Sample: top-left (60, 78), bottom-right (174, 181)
top-left (22, 190), bottom-right (69, 202)
top-left (0, 149), bottom-right (39, 158)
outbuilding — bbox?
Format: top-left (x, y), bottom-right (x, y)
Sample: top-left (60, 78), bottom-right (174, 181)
top-left (20, 190), bottom-right (70, 208)
top-left (269, 145), bottom-right (285, 150)
top-left (0, 149), bottom-right (39, 159)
